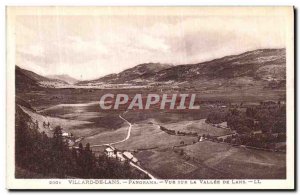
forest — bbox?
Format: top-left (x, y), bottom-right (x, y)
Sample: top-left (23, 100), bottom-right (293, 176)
top-left (205, 102), bottom-right (286, 151)
top-left (206, 102), bottom-right (286, 134)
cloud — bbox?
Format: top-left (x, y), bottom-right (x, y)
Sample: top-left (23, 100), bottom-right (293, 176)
top-left (136, 34), bottom-right (170, 52)
top-left (15, 14), bottom-right (286, 80)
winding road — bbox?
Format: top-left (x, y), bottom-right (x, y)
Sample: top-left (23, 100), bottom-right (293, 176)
top-left (90, 114), bottom-right (132, 148)
top-left (130, 162), bottom-right (156, 179)
top-left (89, 112), bottom-right (157, 179)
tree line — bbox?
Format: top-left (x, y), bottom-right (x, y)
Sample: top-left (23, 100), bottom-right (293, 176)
top-left (206, 104), bottom-right (286, 134)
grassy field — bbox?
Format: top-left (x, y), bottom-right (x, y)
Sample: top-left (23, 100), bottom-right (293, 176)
top-left (16, 86), bottom-right (285, 110)
top-left (115, 122), bottom-right (197, 151)
top-left (19, 104), bottom-right (286, 179)
top-left (135, 148), bottom-right (201, 179)
top-left (162, 119), bottom-right (231, 136)
top-left (16, 87), bottom-right (286, 179)
top-left (133, 141), bottom-right (285, 179)
top-left (182, 141), bottom-right (286, 179)
top-left (81, 125), bottom-right (128, 146)
top-left (20, 106), bottom-right (95, 137)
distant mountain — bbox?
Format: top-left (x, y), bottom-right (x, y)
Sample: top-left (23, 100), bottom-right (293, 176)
top-left (16, 66), bottom-right (40, 90)
top-left (77, 63), bottom-right (173, 85)
top-left (47, 74), bottom-right (78, 84)
top-left (77, 49), bottom-right (286, 89)
top-left (16, 66), bottom-right (68, 90)
top-left (150, 49), bottom-right (285, 82)
top-left (16, 48), bottom-right (286, 91)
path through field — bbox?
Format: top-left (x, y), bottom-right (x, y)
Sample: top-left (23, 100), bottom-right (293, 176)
top-left (90, 111), bottom-right (157, 179)
top-left (90, 113), bottom-right (132, 147)
top-left (130, 162), bottom-right (156, 179)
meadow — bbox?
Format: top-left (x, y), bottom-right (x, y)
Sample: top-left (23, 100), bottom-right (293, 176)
top-left (16, 87), bottom-right (286, 179)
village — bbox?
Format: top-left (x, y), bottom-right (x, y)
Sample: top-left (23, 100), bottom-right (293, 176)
top-left (104, 146), bottom-right (139, 164)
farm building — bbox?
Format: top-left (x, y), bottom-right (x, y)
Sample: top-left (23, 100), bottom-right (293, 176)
top-left (131, 157), bottom-right (139, 164)
top-left (104, 147), bottom-right (115, 158)
top-left (123, 151), bottom-right (139, 164)
top-left (199, 136), bottom-right (204, 142)
top-left (123, 151), bottom-right (133, 159)
top-left (62, 132), bottom-right (70, 137)
top-left (116, 152), bottom-right (126, 162)
top-left (62, 132), bottom-right (73, 138)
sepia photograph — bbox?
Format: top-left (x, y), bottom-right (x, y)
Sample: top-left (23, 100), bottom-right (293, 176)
top-left (6, 6), bottom-right (295, 190)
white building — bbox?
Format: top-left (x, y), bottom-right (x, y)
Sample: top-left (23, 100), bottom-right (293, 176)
top-left (62, 132), bottom-right (69, 137)
top-left (123, 151), bottom-right (134, 160)
top-left (62, 132), bottom-right (73, 138)
top-left (123, 151), bottom-right (139, 164)
top-left (116, 152), bottom-right (126, 162)
top-left (131, 157), bottom-right (139, 164)
top-left (199, 136), bottom-right (204, 142)
top-left (104, 147), bottom-right (115, 158)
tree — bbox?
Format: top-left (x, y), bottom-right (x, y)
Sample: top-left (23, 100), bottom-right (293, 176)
top-left (52, 126), bottom-right (64, 151)
top-left (179, 149), bottom-right (184, 156)
top-left (53, 126), bottom-right (63, 138)
top-left (206, 134), bottom-right (211, 140)
top-left (206, 111), bottom-right (226, 124)
top-left (225, 136), bottom-right (232, 143)
top-left (35, 120), bottom-right (39, 129)
top-left (78, 143), bottom-right (83, 151)
top-left (272, 119), bottom-right (286, 133)
top-left (85, 143), bottom-right (91, 152)
top-left (246, 107), bottom-right (257, 118)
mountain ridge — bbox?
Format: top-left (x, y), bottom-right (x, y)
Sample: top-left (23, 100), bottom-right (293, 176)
top-left (47, 74), bottom-right (78, 84)
top-left (16, 48), bottom-right (286, 90)
top-left (76, 63), bottom-right (173, 85)
top-left (16, 66), bottom-right (68, 90)
top-left (76, 48), bottom-right (286, 87)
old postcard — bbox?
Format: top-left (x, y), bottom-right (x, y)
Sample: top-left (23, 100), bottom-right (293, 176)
top-left (6, 6), bottom-right (294, 190)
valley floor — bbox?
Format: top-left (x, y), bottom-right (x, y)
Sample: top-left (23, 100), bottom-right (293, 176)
top-left (19, 101), bottom-right (286, 179)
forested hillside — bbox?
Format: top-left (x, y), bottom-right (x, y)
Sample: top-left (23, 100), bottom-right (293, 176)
top-left (15, 105), bottom-right (148, 179)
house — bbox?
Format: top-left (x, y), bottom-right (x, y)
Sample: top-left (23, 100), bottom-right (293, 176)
top-left (67, 139), bottom-right (75, 146)
top-left (74, 137), bottom-right (83, 143)
top-left (131, 157), bottom-right (139, 164)
top-left (123, 151), bottom-right (140, 164)
top-left (116, 152), bottom-right (126, 162)
top-left (104, 147), bottom-right (115, 158)
top-left (62, 132), bottom-right (70, 137)
top-left (62, 132), bottom-right (73, 138)
top-left (199, 136), bottom-right (204, 142)
top-left (123, 151), bottom-right (134, 160)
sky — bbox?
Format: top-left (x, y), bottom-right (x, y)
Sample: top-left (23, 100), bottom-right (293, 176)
top-left (16, 12), bottom-right (287, 80)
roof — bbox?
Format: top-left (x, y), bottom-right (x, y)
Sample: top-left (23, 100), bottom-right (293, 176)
top-left (123, 151), bottom-right (133, 159)
top-left (116, 153), bottom-right (126, 161)
top-left (132, 157), bottom-right (138, 163)
top-left (105, 148), bottom-right (114, 152)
